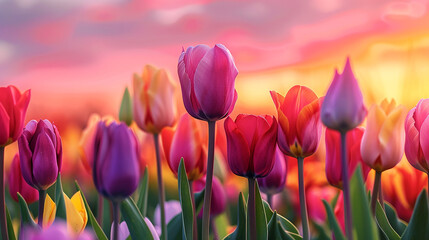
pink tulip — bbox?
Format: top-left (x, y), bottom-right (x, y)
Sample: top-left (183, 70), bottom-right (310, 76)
top-left (257, 147), bottom-right (287, 195)
top-left (0, 86), bottom-right (31, 146)
top-left (405, 99), bottom-right (429, 173)
top-left (224, 114), bottom-right (277, 178)
top-left (178, 44), bottom-right (238, 121)
top-left (325, 127), bottom-right (370, 188)
top-left (133, 65), bottom-right (177, 134)
top-left (8, 154), bottom-right (38, 203)
top-left (193, 176), bottom-right (226, 217)
top-left (321, 58), bottom-right (367, 132)
top-left (271, 85), bottom-right (322, 158)
top-left (361, 99), bottom-right (407, 172)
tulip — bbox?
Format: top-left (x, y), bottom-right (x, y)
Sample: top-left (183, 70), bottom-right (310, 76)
top-left (360, 99), bottom-right (407, 214)
top-left (193, 176), bottom-right (226, 217)
top-left (271, 85), bottom-right (323, 158)
top-left (18, 119), bottom-right (62, 227)
top-left (0, 85), bottom-right (31, 240)
top-left (162, 114), bottom-right (206, 181)
top-left (154, 200), bottom-right (182, 235)
top-left (111, 220), bottom-right (159, 240)
top-left (63, 191), bottom-right (88, 234)
top-left (92, 121), bottom-right (139, 240)
top-left (321, 58), bottom-right (367, 132)
top-left (8, 154), bottom-right (38, 204)
top-left (257, 147), bottom-right (287, 205)
top-left (225, 114), bottom-right (277, 240)
top-left (42, 194), bottom-right (56, 228)
top-left (21, 221), bottom-right (95, 240)
top-left (321, 58), bottom-right (366, 240)
top-left (133, 64), bottom-right (176, 134)
top-left (178, 44), bottom-right (239, 240)
top-left (325, 127), bottom-right (370, 189)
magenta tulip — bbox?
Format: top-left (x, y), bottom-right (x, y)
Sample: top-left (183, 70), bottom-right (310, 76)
top-left (8, 154), bottom-right (38, 203)
top-left (224, 114), bottom-right (277, 178)
top-left (193, 176), bottom-right (226, 217)
top-left (257, 147), bottom-right (287, 195)
top-left (321, 58), bottom-right (367, 132)
top-left (18, 120), bottom-right (62, 190)
top-left (178, 44), bottom-right (238, 121)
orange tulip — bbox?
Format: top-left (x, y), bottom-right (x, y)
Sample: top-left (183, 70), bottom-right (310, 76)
top-left (133, 65), bottom-right (176, 134)
top-left (361, 99), bottom-right (407, 172)
top-left (271, 85), bottom-right (322, 158)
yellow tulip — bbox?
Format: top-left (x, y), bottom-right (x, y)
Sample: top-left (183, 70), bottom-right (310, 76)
top-left (43, 194), bottom-right (56, 228)
top-left (63, 191), bottom-right (88, 234)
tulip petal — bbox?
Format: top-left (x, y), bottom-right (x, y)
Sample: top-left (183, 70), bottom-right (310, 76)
top-left (0, 87), bottom-right (15, 133)
top-left (276, 110), bottom-right (291, 155)
top-left (325, 129), bottom-right (342, 187)
top-left (183, 45), bottom-right (211, 81)
top-left (64, 192), bottom-right (87, 233)
top-left (360, 105), bottom-right (385, 168)
top-left (418, 117), bottom-right (429, 172)
top-left (253, 117), bottom-right (277, 177)
top-left (225, 117), bottom-right (251, 177)
top-left (414, 99), bottom-right (429, 130)
top-left (43, 194), bottom-right (57, 228)
top-left (296, 98), bottom-right (322, 156)
top-left (32, 132), bottom-right (58, 189)
top-left (133, 74), bottom-right (149, 130)
top-left (270, 91), bottom-right (284, 109)
top-left (0, 104), bottom-right (10, 145)
top-left (11, 89), bottom-right (30, 141)
top-left (18, 133), bottom-right (36, 188)
top-left (404, 108), bottom-right (427, 172)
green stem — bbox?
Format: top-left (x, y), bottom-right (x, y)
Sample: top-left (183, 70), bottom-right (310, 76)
top-left (112, 201), bottom-right (120, 240)
top-left (340, 131), bottom-right (353, 240)
top-left (0, 146), bottom-right (8, 240)
top-left (154, 134), bottom-right (167, 240)
top-left (190, 181), bottom-right (198, 240)
top-left (370, 171), bottom-right (381, 215)
top-left (377, 172), bottom-right (384, 210)
top-left (97, 194), bottom-right (103, 226)
top-left (267, 193), bottom-right (273, 208)
top-left (297, 157), bottom-right (310, 240)
top-left (202, 121), bottom-right (216, 240)
top-left (38, 190), bottom-right (46, 228)
top-left (248, 177), bottom-right (256, 240)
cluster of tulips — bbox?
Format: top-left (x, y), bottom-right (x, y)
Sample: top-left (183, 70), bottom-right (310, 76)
top-left (1, 43), bottom-right (429, 240)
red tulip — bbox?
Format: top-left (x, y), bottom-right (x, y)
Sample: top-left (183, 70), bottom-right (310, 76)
top-left (271, 85), bottom-right (322, 158)
top-left (8, 154), bottom-right (38, 203)
top-left (405, 99), bottom-right (429, 173)
top-left (161, 114), bottom-right (206, 181)
top-left (321, 58), bottom-right (367, 132)
top-left (178, 44), bottom-right (238, 121)
top-left (325, 127), bottom-right (370, 188)
top-left (0, 86), bottom-right (31, 146)
top-left (224, 114), bottom-right (277, 178)
top-left (257, 147), bottom-right (287, 195)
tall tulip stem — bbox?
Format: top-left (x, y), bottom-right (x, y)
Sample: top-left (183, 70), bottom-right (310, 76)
top-left (340, 131), bottom-right (353, 240)
top-left (97, 194), bottom-right (104, 226)
top-left (190, 181), bottom-right (198, 240)
top-left (153, 134), bottom-right (167, 240)
top-left (248, 177), bottom-right (257, 240)
top-left (370, 171), bottom-right (381, 215)
top-left (112, 201), bottom-right (120, 240)
top-left (0, 146), bottom-right (8, 240)
top-left (297, 157), bottom-right (310, 240)
top-left (38, 189), bottom-right (46, 228)
top-left (202, 121), bottom-right (216, 240)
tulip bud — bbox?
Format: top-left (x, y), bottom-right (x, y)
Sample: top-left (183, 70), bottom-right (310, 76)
top-left (161, 114), bottom-right (206, 181)
top-left (8, 154), bottom-right (38, 203)
top-left (0, 85), bottom-right (31, 146)
top-left (271, 85), bottom-right (322, 158)
top-left (405, 99), bottom-right (429, 173)
top-left (257, 147), bottom-right (287, 195)
top-left (321, 58), bottom-right (367, 132)
top-left (193, 176), bottom-right (226, 217)
top-left (133, 65), bottom-right (176, 133)
top-left (63, 191), bottom-right (88, 234)
top-left (119, 87), bottom-right (133, 126)
top-left (178, 44), bottom-right (238, 121)
top-left (93, 121), bottom-right (140, 200)
top-left (224, 114), bottom-right (277, 178)
top-left (325, 127), bottom-right (370, 188)
top-left (361, 99), bottom-right (407, 172)
top-left (18, 120), bottom-right (62, 190)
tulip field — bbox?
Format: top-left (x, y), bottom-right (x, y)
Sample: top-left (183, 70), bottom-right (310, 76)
top-left (2, 1), bottom-right (429, 240)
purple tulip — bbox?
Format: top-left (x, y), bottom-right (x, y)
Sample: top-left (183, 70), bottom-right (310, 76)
top-left (257, 147), bottom-right (287, 195)
top-left (321, 58), bottom-right (367, 132)
top-left (93, 121), bottom-right (139, 200)
top-left (18, 120), bottom-right (62, 190)
top-left (20, 221), bottom-right (95, 240)
top-left (177, 44), bottom-right (238, 121)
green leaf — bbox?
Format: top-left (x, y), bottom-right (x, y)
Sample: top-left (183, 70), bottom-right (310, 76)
top-left (55, 173), bottom-right (66, 220)
top-left (350, 166), bottom-right (379, 240)
top-left (119, 87), bottom-right (133, 126)
top-left (263, 201), bottom-right (300, 235)
top-left (384, 203), bottom-right (407, 235)
top-left (5, 206), bottom-right (16, 240)
top-left (17, 193), bottom-right (37, 228)
top-left (120, 197), bottom-right (155, 240)
top-left (400, 189), bottom-right (429, 239)
top-left (75, 181), bottom-right (108, 240)
top-left (178, 158), bottom-right (194, 240)
top-left (322, 200), bottom-right (345, 240)
top-left (267, 211), bottom-right (295, 240)
top-left (375, 201), bottom-right (400, 240)
top-left (246, 181), bottom-right (267, 240)
top-left (136, 167), bottom-right (149, 217)
top-left (224, 193), bottom-right (246, 240)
